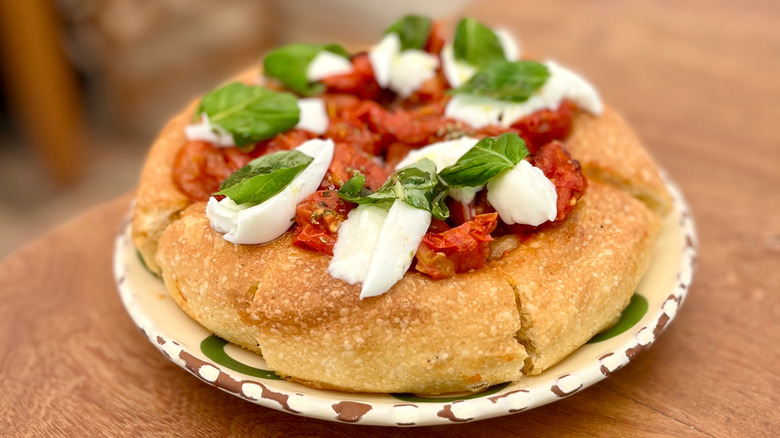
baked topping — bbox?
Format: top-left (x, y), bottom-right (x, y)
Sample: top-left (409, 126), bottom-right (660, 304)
top-left (175, 16), bottom-right (597, 295)
top-left (205, 139), bottom-right (334, 244)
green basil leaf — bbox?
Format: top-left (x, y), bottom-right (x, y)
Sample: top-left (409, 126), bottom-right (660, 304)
top-left (338, 158), bottom-right (450, 220)
top-left (384, 15), bottom-right (432, 51)
top-left (337, 173), bottom-right (378, 203)
top-left (439, 133), bottom-right (529, 187)
top-left (453, 18), bottom-right (505, 67)
top-left (449, 60), bottom-right (550, 102)
top-left (196, 82), bottom-right (300, 147)
top-left (216, 150), bottom-right (313, 205)
top-left (263, 43), bottom-right (350, 96)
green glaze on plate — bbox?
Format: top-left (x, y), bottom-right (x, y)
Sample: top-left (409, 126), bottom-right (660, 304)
top-left (587, 293), bottom-right (649, 344)
top-left (200, 335), bottom-right (281, 380)
top-left (391, 382), bottom-right (510, 403)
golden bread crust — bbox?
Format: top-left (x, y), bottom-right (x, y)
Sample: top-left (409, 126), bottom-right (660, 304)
top-left (157, 207), bottom-right (526, 393)
top-left (495, 181), bottom-right (661, 374)
top-left (154, 181), bottom-right (659, 393)
top-left (568, 106), bottom-right (673, 215)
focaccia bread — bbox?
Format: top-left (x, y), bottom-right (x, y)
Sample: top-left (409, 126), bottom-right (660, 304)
top-left (131, 16), bottom-right (671, 394)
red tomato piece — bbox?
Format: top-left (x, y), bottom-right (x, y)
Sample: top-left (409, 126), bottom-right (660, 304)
top-left (322, 143), bottom-right (392, 190)
top-left (293, 190), bottom-right (355, 255)
top-left (321, 54), bottom-right (390, 101)
top-left (415, 213), bottom-right (499, 279)
top-left (531, 141), bottom-right (587, 221)
top-left (511, 100), bottom-right (577, 153)
top-left (172, 141), bottom-right (253, 202)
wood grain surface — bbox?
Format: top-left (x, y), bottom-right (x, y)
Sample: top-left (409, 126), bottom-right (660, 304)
top-left (1, 0), bottom-right (778, 436)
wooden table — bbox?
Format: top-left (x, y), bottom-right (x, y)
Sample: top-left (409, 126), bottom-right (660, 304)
top-left (1, 0), bottom-right (777, 436)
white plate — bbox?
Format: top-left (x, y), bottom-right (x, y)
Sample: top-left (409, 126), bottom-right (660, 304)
top-left (114, 177), bottom-right (696, 426)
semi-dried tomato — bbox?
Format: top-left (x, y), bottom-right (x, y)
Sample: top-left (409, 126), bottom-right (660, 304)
top-left (293, 190), bottom-right (355, 255)
top-left (414, 213), bottom-right (499, 279)
top-left (321, 143), bottom-right (392, 190)
top-left (172, 141), bottom-right (253, 202)
top-left (531, 141), bottom-right (587, 221)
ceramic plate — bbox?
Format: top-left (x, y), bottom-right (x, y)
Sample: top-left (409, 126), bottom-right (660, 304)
top-left (114, 176), bottom-right (696, 426)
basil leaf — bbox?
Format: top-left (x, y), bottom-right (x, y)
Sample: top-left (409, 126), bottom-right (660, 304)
top-left (439, 133), bottom-right (529, 187)
top-left (216, 150), bottom-right (312, 205)
top-left (449, 60), bottom-right (550, 102)
top-left (453, 18), bottom-right (505, 67)
top-left (385, 15), bottom-right (432, 51)
top-left (338, 158), bottom-right (450, 220)
top-left (263, 43), bottom-right (350, 96)
top-left (196, 82), bottom-right (300, 147)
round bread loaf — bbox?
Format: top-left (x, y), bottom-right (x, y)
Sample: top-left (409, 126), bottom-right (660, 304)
top-left (132, 66), bottom-right (670, 393)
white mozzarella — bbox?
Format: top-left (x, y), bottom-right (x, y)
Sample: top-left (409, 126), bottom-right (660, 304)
top-left (394, 137), bottom-right (479, 170)
top-left (444, 94), bottom-right (505, 129)
top-left (388, 49), bottom-right (439, 98)
top-left (368, 33), bottom-right (399, 88)
top-left (306, 50), bottom-right (353, 82)
top-left (494, 29), bottom-right (521, 61)
top-left (450, 186), bottom-right (482, 204)
top-left (327, 205), bottom-right (388, 285)
top-left (445, 60), bottom-right (603, 129)
top-left (394, 136), bottom-right (483, 204)
top-left (486, 160), bottom-right (557, 226)
top-left (206, 138), bottom-right (335, 244)
top-left (441, 44), bottom-right (476, 89)
top-left (360, 200), bottom-right (432, 299)
top-left (184, 113), bottom-right (236, 147)
top-left (441, 29), bottom-right (521, 88)
top-left (295, 98), bottom-right (328, 135)
top-left (369, 33), bottom-right (439, 98)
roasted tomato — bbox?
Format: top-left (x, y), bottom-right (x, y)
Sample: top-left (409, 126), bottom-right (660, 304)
top-left (531, 141), bottom-right (587, 221)
top-left (511, 100), bottom-right (577, 153)
top-left (172, 141), bottom-right (253, 201)
top-left (293, 190), bottom-right (355, 255)
top-left (414, 213), bottom-right (499, 279)
top-left (255, 129), bottom-right (317, 155)
top-left (424, 21), bottom-right (446, 55)
top-left (322, 143), bottom-right (392, 190)
top-left (322, 53), bottom-right (389, 101)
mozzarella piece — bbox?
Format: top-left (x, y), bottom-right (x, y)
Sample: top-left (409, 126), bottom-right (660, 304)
top-left (369, 33), bottom-right (399, 88)
top-left (360, 200), bottom-right (432, 299)
top-left (394, 136), bottom-right (479, 170)
top-left (328, 199), bottom-right (432, 299)
top-left (184, 113), bottom-right (236, 147)
top-left (295, 98), bottom-right (328, 134)
top-left (306, 50), bottom-right (353, 82)
top-left (487, 160), bottom-right (557, 226)
top-left (445, 60), bottom-right (604, 129)
top-left (441, 29), bottom-right (521, 88)
top-left (444, 95), bottom-right (507, 129)
top-left (441, 44), bottom-right (477, 89)
top-left (206, 138), bottom-right (334, 244)
top-left (394, 136), bottom-right (482, 203)
top-left (369, 33), bottom-right (439, 98)
top-left (494, 29), bottom-right (520, 61)
top-left (328, 205), bottom-right (388, 285)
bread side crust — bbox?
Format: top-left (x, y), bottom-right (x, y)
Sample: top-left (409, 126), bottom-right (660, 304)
top-left (495, 181), bottom-right (661, 374)
top-left (132, 68), bottom-right (262, 274)
top-left (154, 180), bottom-right (659, 392)
top-left (568, 106), bottom-right (673, 216)
top-left (156, 204), bottom-right (527, 394)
